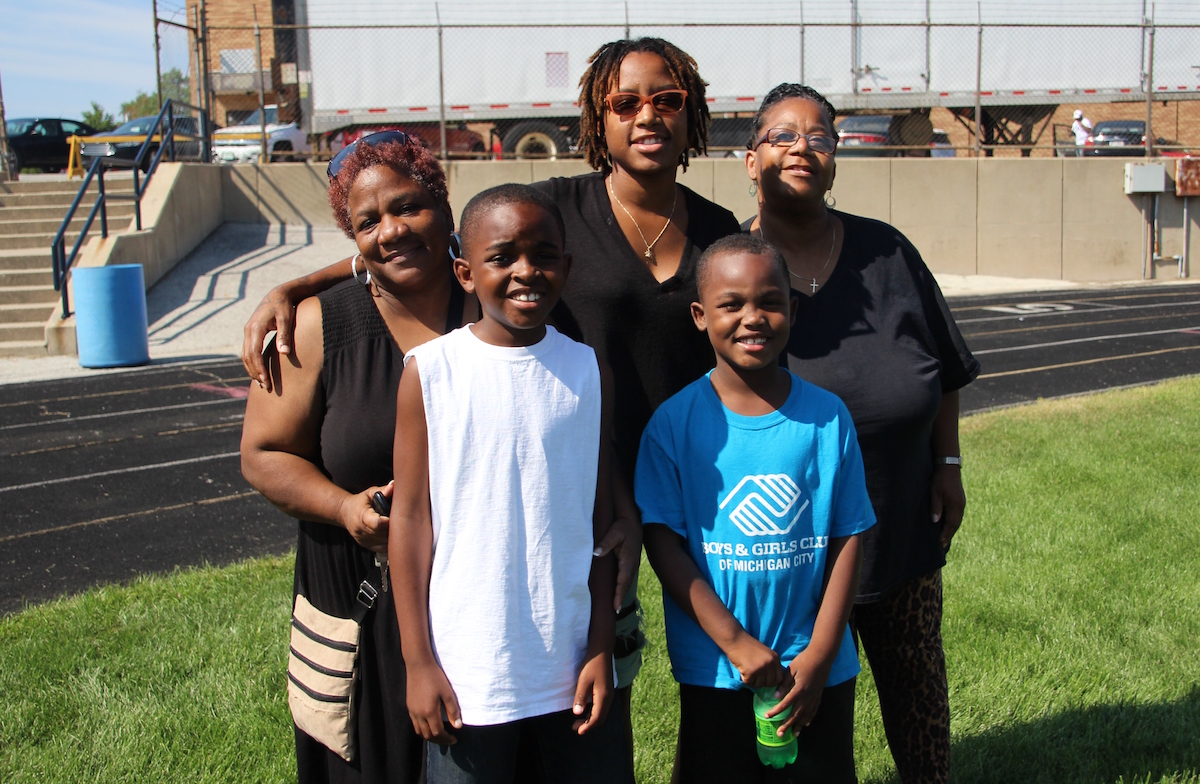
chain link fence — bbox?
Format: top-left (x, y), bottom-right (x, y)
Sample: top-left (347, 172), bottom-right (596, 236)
top-left (171, 2), bottom-right (1200, 161)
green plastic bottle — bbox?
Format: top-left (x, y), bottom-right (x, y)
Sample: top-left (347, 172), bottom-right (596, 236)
top-left (753, 687), bottom-right (798, 769)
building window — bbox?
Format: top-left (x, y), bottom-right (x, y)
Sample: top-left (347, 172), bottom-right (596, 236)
top-left (220, 49), bottom-right (256, 74)
top-left (546, 52), bottom-right (568, 89)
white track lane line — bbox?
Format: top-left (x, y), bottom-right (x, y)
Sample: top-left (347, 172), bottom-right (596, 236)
top-left (0, 451), bottom-right (241, 494)
top-left (954, 298), bottom-right (1200, 325)
top-left (0, 397), bottom-right (242, 431)
top-left (972, 325), bottom-right (1200, 356)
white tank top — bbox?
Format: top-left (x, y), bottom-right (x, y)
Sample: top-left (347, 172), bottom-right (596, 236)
top-left (405, 325), bottom-right (602, 725)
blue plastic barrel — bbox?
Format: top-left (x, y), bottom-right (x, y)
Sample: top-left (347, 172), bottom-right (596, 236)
top-left (73, 264), bottom-right (151, 368)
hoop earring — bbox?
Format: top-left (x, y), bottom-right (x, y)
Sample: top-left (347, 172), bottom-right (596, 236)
top-left (749, 182), bottom-right (757, 197)
top-left (351, 254), bottom-right (371, 286)
top-left (824, 192), bottom-right (837, 209)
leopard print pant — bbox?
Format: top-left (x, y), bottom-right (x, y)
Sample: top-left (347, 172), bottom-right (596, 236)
top-left (852, 570), bottom-right (950, 784)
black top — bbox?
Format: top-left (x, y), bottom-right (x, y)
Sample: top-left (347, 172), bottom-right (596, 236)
top-left (291, 278), bottom-right (462, 784)
top-left (742, 212), bottom-right (979, 601)
top-left (536, 172), bottom-right (741, 482)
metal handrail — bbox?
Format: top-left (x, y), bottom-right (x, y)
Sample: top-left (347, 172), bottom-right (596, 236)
top-left (50, 99), bottom-right (212, 318)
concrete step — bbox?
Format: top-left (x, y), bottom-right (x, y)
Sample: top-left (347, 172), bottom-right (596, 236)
top-left (0, 285), bottom-right (59, 305)
top-left (0, 249), bottom-right (52, 271)
top-left (0, 177), bottom-right (136, 195)
top-left (0, 184), bottom-right (137, 208)
top-left (0, 339), bottom-right (48, 359)
top-left (0, 269), bottom-right (53, 286)
top-left (0, 321), bottom-right (46, 342)
top-left (0, 302), bottom-right (57, 322)
top-left (0, 203), bottom-right (137, 222)
top-left (0, 215), bottom-right (132, 237)
top-left (0, 233), bottom-right (82, 251)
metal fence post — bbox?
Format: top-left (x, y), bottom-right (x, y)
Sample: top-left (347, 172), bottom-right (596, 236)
top-left (436, 3), bottom-right (447, 160)
top-left (0, 64), bottom-right (12, 180)
top-left (199, 0), bottom-right (213, 127)
top-left (850, 0), bottom-right (859, 95)
top-left (254, 7), bottom-right (268, 164)
top-left (624, 1), bottom-right (630, 40)
top-left (923, 0), bottom-right (932, 92)
top-left (1145, 6), bottom-right (1155, 159)
top-left (974, 6), bottom-right (983, 156)
top-left (798, 2), bottom-right (805, 85)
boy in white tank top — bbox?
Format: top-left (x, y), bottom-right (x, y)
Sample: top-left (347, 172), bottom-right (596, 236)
top-left (389, 184), bottom-right (631, 783)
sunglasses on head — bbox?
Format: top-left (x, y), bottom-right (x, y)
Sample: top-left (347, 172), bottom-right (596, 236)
top-left (604, 89), bottom-right (688, 119)
top-left (752, 128), bottom-right (838, 155)
top-left (327, 129), bottom-right (411, 180)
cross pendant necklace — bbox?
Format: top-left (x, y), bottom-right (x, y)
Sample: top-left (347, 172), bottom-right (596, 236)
top-left (759, 214), bottom-right (836, 294)
top-left (608, 175), bottom-right (677, 260)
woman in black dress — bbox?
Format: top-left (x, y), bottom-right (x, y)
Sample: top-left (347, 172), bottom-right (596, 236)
top-left (241, 132), bottom-right (467, 784)
top-left (744, 83), bottom-right (980, 784)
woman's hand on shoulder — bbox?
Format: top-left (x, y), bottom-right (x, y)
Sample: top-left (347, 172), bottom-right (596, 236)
top-left (242, 283), bottom-right (303, 392)
top-left (338, 480), bottom-right (392, 553)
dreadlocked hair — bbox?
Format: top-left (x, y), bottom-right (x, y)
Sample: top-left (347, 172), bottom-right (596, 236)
top-left (751, 84), bottom-right (837, 147)
top-left (577, 37), bottom-right (710, 174)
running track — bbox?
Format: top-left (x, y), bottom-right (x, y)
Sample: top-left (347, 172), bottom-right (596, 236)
top-left (2, 283), bottom-right (1199, 614)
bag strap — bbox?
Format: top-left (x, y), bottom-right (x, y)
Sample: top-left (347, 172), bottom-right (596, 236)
top-left (351, 568), bottom-right (382, 625)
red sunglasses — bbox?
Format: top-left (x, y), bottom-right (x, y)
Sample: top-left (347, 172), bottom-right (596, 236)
top-left (604, 89), bottom-right (689, 119)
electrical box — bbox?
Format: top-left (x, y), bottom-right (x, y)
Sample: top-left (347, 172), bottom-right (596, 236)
top-left (1124, 163), bottom-right (1168, 194)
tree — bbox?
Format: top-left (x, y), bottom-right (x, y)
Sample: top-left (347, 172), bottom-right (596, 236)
top-left (120, 91), bottom-right (159, 121)
top-left (161, 67), bottom-right (191, 106)
top-left (81, 102), bottom-right (117, 132)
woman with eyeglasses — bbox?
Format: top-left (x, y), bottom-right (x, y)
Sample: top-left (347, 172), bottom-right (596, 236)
top-left (241, 132), bottom-right (467, 784)
top-left (744, 83), bottom-right (979, 784)
top-left (241, 38), bottom-right (742, 768)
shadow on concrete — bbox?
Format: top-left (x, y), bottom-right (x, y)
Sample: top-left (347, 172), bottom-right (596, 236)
top-left (864, 689), bottom-right (1200, 784)
top-left (145, 223), bottom-right (312, 345)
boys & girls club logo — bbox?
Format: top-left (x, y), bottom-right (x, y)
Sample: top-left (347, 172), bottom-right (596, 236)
top-left (719, 474), bottom-right (809, 537)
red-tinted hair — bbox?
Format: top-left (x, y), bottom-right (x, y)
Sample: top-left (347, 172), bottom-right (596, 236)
top-left (327, 137), bottom-right (451, 237)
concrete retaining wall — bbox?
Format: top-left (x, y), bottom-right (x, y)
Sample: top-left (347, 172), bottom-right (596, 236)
top-left (219, 157), bottom-right (1197, 284)
top-left (46, 163), bottom-right (224, 355)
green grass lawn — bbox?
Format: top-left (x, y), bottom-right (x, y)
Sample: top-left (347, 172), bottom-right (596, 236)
top-left (3, 378), bottom-right (1199, 782)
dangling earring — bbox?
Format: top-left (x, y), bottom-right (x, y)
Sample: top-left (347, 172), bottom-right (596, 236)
top-left (749, 182), bottom-right (758, 197)
top-left (351, 254), bottom-right (371, 286)
top-left (824, 192), bottom-right (837, 209)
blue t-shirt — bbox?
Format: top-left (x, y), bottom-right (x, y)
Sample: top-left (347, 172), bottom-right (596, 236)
top-left (635, 371), bottom-right (876, 691)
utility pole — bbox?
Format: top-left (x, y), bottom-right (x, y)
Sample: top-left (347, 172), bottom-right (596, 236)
top-left (153, 0), bottom-right (164, 110)
top-left (0, 63), bottom-right (13, 180)
top-left (254, 6), bottom-right (269, 164)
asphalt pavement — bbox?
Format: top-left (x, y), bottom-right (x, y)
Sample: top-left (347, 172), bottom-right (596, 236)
top-left (2, 220), bottom-right (1197, 614)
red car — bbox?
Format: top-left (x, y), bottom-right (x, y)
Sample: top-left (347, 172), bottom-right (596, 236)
top-left (334, 125), bottom-right (487, 157)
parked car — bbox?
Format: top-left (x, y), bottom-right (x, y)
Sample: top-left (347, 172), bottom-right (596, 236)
top-left (931, 129), bottom-right (956, 158)
top-left (332, 124), bottom-right (488, 158)
top-left (1083, 120), bottom-right (1148, 157)
top-left (5, 117), bottom-right (97, 172)
top-left (836, 115), bottom-right (892, 157)
top-left (81, 115), bottom-right (205, 171)
top-left (212, 105), bottom-right (310, 163)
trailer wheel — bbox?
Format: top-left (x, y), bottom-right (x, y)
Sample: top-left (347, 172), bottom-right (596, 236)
top-left (502, 121), bottom-right (570, 160)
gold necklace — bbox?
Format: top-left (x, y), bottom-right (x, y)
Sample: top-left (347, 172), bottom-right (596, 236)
top-left (608, 175), bottom-right (677, 260)
top-left (760, 214), bottom-right (836, 295)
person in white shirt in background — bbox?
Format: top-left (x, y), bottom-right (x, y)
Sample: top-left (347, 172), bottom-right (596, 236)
top-left (1072, 109), bottom-right (1093, 156)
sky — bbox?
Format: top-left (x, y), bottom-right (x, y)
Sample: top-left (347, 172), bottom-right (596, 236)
top-left (0, 0), bottom-right (187, 121)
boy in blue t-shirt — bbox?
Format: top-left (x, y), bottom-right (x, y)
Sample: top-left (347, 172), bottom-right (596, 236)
top-left (636, 234), bottom-right (876, 783)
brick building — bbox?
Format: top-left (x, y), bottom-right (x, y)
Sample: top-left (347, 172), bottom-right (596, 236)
top-left (187, 0), bottom-right (302, 128)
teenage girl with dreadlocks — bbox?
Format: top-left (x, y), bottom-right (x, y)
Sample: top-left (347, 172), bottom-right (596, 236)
top-left (240, 37), bottom-right (741, 771)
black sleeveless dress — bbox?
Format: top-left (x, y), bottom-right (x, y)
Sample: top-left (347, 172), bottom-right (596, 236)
top-left (294, 278), bottom-right (463, 784)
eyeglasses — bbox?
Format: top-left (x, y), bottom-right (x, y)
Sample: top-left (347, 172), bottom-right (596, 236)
top-left (327, 129), bottom-right (411, 180)
top-left (604, 89), bottom-right (688, 119)
top-left (752, 128), bottom-right (837, 155)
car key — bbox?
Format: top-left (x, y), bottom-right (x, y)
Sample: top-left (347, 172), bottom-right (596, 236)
top-left (370, 491), bottom-right (391, 592)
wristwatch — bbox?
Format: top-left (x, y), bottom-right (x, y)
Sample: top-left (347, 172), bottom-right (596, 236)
top-left (934, 456), bottom-right (962, 467)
